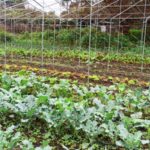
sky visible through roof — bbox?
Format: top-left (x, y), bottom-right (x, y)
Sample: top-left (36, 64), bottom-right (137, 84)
top-left (27, 0), bottom-right (66, 16)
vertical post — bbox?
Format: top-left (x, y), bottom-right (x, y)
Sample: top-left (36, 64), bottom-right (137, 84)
top-left (141, 0), bottom-right (147, 72)
top-left (117, 0), bottom-right (122, 53)
top-left (79, 0), bottom-right (82, 66)
top-left (53, 18), bottom-right (56, 68)
top-left (30, 19), bottom-right (33, 62)
top-left (59, 3), bottom-right (62, 51)
top-left (88, 0), bottom-right (92, 86)
top-left (4, 0), bottom-right (7, 71)
top-left (141, 20), bottom-right (147, 73)
top-left (107, 19), bottom-right (112, 72)
top-left (10, 18), bottom-right (14, 61)
top-left (41, 0), bottom-right (45, 70)
top-left (95, 13), bottom-right (98, 51)
top-left (79, 18), bottom-right (82, 66)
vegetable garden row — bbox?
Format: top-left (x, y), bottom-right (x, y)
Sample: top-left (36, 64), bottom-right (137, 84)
top-left (0, 71), bottom-right (150, 149)
top-left (0, 46), bottom-right (149, 149)
top-left (0, 1), bottom-right (150, 149)
top-left (0, 48), bottom-right (150, 87)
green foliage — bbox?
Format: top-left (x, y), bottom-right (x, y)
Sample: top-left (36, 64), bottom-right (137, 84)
top-left (1, 47), bottom-right (149, 64)
top-left (0, 72), bottom-right (149, 149)
top-left (0, 31), bottom-right (14, 42)
top-left (18, 27), bottom-right (140, 49)
top-left (129, 29), bottom-right (142, 43)
top-left (4, 27), bottom-right (150, 51)
top-left (57, 29), bottom-right (76, 46)
top-left (19, 31), bottom-right (30, 39)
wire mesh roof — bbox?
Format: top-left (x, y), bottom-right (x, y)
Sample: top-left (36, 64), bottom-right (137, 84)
top-left (0, 0), bottom-right (150, 20)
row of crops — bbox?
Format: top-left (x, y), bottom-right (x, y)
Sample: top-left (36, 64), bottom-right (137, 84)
top-left (0, 71), bottom-right (150, 149)
top-left (0, 32), bottom-right (150, 149)
top-left (0, 47), bottom-right (150, 64)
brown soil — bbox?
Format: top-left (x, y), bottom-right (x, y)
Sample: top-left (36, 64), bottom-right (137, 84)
top-left (0, 55), bottom-right (149, 87)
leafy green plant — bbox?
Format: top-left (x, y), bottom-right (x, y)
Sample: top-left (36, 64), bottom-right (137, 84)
top-left (0, 72), bottom-right (149, 149)
top-left (128, 29), bottom-right (142, 43)
top-left (0, 31), bottom-right (14, 42)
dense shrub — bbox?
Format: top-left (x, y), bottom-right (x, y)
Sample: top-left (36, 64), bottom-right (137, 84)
top-left (57, 29), bottom-right (76, 46)
top-left (19, 31), bottom-right (30, 39)
top-left (4, 27), bottom-right (150, 50)
top-left (44, 30), bottom-right (55, 40)
top-left (0, 31), bottom-right (14, 42)
top-left (116, 34), bottom-right (133, 48)
top-left (128, 29), bottom-right (142, 43)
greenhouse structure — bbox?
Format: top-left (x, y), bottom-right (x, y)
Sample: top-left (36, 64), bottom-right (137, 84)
top-left (0, 0), bottom-right (149, 149)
